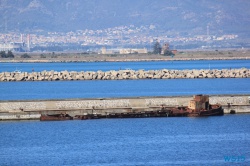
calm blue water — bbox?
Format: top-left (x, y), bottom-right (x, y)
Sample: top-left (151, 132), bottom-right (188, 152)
top-left (0, 60), bottom-right (250, 72)
top-left (1, 60), bottom-right (250, 165)
top-left (0, 114), bottom-right (250, 165)
top-left (0, 78), bottom-right (249, 101)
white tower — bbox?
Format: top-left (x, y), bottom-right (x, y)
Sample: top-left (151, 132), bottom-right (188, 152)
top-left (20, 34), bottom-right (23, 43)
top-left (27, 34), bottom-right (30, 52)
top-left (207, 25), bottom-right (210, 37)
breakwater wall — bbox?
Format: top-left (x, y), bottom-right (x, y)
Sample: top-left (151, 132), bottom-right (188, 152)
top-left (0, 95), bottom-right (249, 120)
top-left (0, 68), bottom-right (249, 81)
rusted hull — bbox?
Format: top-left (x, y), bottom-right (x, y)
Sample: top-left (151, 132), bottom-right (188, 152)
top-left (188, 106), bottom-right (224, 117)
top-left (74, 114), bottom-right (102, 120)
top-left (75, 109), bottom-right (191, 120)
top-left (43, 107), bottom-right (224, 121)
top-left (40, 114), bottom-right (73, 121)
top-left (40, 107), bottom-right (224, 121)
top-left (40, 100), bottom-right (224, 121)
top-left (106, 110), bottom-right (172, 118)
top-left (169, 107), bottom-right (189, 117)
top-left (40, 95), bottom-right (225, 121)
top-left (200, 108), bottom-right (224, 116)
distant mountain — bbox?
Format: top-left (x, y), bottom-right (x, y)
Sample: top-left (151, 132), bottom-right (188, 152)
top-left (1, 0), bottom-right (250, 36)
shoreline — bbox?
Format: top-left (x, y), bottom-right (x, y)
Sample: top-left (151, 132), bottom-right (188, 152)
top-left (1, 50), bottom-right (250, 63)
top-left (1, 56), bottom-right (250, 63)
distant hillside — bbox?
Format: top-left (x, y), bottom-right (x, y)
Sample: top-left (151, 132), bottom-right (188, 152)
top-left (1, 0), bottom-right (250, 36)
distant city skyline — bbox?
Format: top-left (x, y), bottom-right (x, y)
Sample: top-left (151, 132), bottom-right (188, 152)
top-left (0, 24), bottom-right (241, 52)
top-left (0, 0), bottom-right (249, 51)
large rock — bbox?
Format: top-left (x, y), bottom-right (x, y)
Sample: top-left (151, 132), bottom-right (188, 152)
top-left (83, 73), bottom-right (90, 80)
top-left (77, 73), bottom-right (84, 80)
top-left (206, 74), bottom-right (213, 78)
top-left (4, 72), bottom-right (11, 77)
top-left (52, 76), bottom-right (60, 81)
top-left (161, 69), bottom-right (169, 73)
top-left (148, 70), bottom-right (155, 75)
top-left (186, 73), bottom-right (194, 78)
top-left (193, 70), bottom-right (200, 77)
top-left (153, 74), bottom-right (161, 79)
top-left (97, 74), bottom-right (103, 80)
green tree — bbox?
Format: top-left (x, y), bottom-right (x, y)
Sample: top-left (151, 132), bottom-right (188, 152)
top-left (40, 54), bottom-right (46, 58)
top-left (163, 50), bottom-right (175, 56)
top-left (7, 51), bottom-right (14, 58)
top-left (153, 41), bottom-right (162, 54)
top-left (0, 51), bottom-right (6, 58)
top-left (21, 53), bottom-right (31, 58)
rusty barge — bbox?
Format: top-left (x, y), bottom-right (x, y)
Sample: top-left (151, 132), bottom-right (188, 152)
top-left (185, 94), bottom-right (224, 117)
top-left (40, 113), bottom-right (73, 121)
top-left (40, 95), bottom-right (224, 121)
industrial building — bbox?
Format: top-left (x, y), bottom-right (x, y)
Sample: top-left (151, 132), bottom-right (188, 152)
top-left (101, 47), bottom-right (148, 54)
top-left (0, 42), bottom-right (26, 52)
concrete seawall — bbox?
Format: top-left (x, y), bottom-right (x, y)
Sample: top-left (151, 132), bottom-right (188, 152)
top-left (0, 95), bottom-right (249, 120)
top-left (0, 68), bottom-right (249, 81)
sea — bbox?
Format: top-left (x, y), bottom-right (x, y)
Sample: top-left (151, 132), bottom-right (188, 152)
top-left (0, 59), bottom-right (249, 72)
top-left (0, 115), bottom-right (250, 166)
top-left (0, 60), bottom-right (250, 165)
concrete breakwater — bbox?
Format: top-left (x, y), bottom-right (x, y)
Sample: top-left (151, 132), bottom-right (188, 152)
top-left (0, 68), bottom-right (249, 81)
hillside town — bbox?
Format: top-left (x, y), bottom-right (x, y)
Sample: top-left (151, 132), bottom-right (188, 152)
top-left (0, 25), bottom-right (239, 52)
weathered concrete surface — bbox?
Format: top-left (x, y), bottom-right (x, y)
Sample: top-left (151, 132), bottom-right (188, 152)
top-left (0, 113), bottom-right (40, 120)
top-left (0, 68), bottom-right (249, 81)
top-left (0, 95), bottom-right (249, 120)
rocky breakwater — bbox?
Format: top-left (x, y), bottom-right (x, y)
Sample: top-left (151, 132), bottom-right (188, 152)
top-left (0, 68), bottom-right (249, 81)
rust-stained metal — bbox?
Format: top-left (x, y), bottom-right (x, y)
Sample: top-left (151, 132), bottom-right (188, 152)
top-left (40, 113), bottom-right (73, 121)
top-left (40, 95), bottom-right (224, 121)
top-left (186, 94), bottom-right (224, 117)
